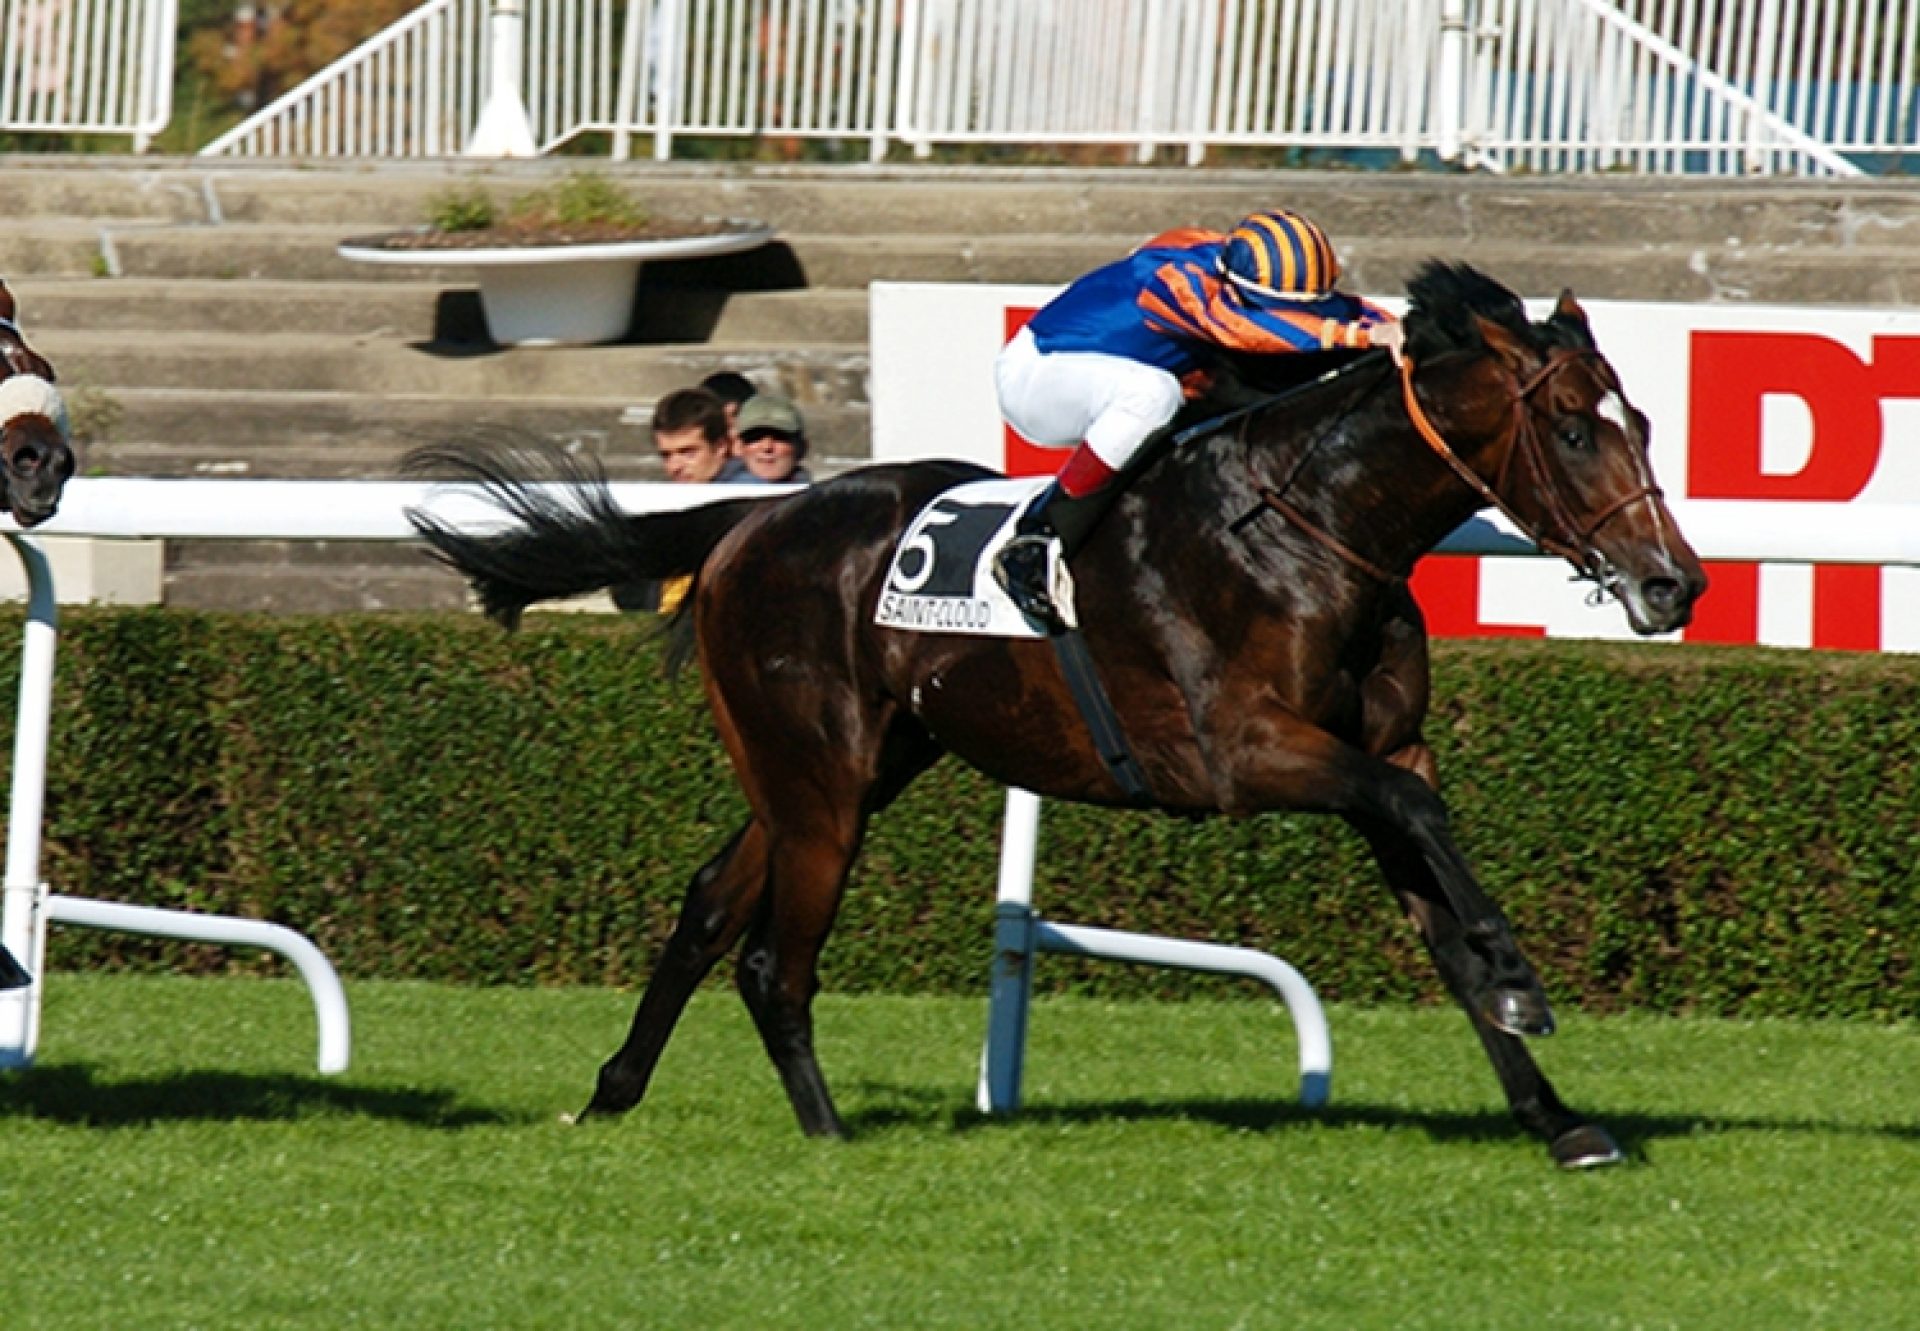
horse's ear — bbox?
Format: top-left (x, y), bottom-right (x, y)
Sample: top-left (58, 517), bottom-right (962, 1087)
top-left (1471, 313), bottom-right (1537, 374)
top-left (0, 280), bottom-right (15, 324)
top-left (1544, 289), bottom-right (1597, 350)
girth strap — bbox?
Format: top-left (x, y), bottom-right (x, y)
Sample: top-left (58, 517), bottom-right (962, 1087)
top-left (1047, 626), bottom-right (1154, 806)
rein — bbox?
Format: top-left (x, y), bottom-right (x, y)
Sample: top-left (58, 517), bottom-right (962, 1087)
top-left (1234, 346), bottom-right (1664, 589)
top-left (1400, 352), bottom-right (1664, 585)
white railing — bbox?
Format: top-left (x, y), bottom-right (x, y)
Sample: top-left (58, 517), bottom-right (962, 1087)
top-left (195, 0), bottom-right (1920, 173)
top-left (0, 0), bottom-right (176, 148)
top-left (201, 0), bottom-right (629, 159)
top-left (1461, 0), bottom-right (1909, 176)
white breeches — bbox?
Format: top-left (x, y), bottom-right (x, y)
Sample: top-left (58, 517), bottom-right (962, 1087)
top-left (994, 327), bottom-right (1186, 472)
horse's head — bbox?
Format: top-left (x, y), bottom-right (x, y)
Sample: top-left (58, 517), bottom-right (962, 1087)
top-left (0, 279), bottom-right (75, 527)
top-left (1404, 263), bottom-right (1706, 636)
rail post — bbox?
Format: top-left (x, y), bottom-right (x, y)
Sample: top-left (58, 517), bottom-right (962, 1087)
top-left (977, 789), bottom-right (1333, 1115)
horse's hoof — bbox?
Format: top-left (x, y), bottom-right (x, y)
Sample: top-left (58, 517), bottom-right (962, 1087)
top-left (1483, 986), bottom-right (1556, 1038)
top-left (1550, 1124), bottom-right (1625, 1170)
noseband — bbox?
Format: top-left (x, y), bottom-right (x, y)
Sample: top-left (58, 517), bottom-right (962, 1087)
top-left (1399, 349), bottom-right (1664, 586)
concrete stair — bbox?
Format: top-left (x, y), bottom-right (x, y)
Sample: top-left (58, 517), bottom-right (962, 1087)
top-left (1, 156), bottom-right (1916, 611)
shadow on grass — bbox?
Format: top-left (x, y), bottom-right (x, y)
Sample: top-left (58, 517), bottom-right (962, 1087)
top-left (840, 1083), bottom-right (1920, 1159)
top-left (0, 1062), bottom-right (523, 1129)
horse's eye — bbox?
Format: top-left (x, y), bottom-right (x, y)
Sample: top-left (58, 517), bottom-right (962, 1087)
top-left (1557, 420), bottom-right (1591, 451)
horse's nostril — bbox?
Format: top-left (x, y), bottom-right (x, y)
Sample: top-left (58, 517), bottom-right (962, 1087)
top-left (11, 445), bottom-right (40, 472)
top-left (1642, 576), bottom-right (1682, 612)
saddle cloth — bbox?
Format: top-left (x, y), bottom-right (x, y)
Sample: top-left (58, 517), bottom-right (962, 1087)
top-left (874, 477), bottom-right (1066, 640)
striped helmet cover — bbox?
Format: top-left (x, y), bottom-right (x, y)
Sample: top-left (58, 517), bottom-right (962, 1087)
top-left (1218, 210), bottom-right (1342, 302)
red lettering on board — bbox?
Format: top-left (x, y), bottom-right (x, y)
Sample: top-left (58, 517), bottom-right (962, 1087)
top-left (1813, 565), bottom-right (1881, 652)
top-left (1411, 558), bottom-right (1547, 639)
top-left (1679, 562), bottom-right (1882, 651)
top-left (1001, 307), bottom-right (1058, 477)
top-left (1687, 331), bottom-right (1920, 501)
top-left (1681, 561), bottom-right (1761, 645)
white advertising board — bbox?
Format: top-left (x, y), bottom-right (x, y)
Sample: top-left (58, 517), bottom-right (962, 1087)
top-left (871, 282), bottom-right (1920, 653)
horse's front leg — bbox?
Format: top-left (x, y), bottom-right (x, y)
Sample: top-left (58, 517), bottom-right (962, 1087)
top-left (1202, 709), bottom-right (1553, 1038)
top-left (1347, 785), bottom-right (1623, 1169)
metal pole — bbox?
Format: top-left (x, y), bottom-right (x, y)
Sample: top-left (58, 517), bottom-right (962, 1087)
top-left (652, 0), bottom-right (684, 161)
top-left (1437, 0), bottom-right (1468, 162)
top-left (46, 895), bottom-right (350, 1074)
top-left (0, 535), bottom-right (55, 1066)
top-left (466, 0), bottom-right (538, 156)
top-left (977, 787), bottom-right (1042, 1112)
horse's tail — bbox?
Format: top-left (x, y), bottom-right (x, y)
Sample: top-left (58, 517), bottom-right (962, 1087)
top-left (404, 438), bottom-right (763, 630)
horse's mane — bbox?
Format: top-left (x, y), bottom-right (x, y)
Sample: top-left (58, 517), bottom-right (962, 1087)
top-left (1403, 260), bottom-right (1596, 362)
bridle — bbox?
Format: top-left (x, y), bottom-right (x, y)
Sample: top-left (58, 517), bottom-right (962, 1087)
top-left (1238, 345), bottom-right (1664, 595)
top-left (1399, 349), bottom-right (1663, 589)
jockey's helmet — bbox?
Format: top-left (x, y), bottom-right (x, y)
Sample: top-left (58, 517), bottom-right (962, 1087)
top-left (1219, 210), bottom-right (1341, 303)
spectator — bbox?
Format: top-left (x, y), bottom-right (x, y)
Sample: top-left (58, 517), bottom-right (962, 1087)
top-left (733, 393), bottom-right (813, 485)
top-left (698, 371), bottom-right (759, 434)
top-left (612, 387), bottom-right (757, 612)
top-left (652, 387), bottom-right (749, 484)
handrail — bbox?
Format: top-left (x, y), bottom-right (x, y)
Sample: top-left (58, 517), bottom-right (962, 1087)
top-left (199, 0), bottom-right (471, 158)
top-left (32, 0), bottom-right (1904, 174)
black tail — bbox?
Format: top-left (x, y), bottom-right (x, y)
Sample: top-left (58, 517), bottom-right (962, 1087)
top-left (404, 439), bottom-right (765, 629)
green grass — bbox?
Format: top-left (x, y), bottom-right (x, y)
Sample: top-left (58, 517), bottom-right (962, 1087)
top-left (2, 976), bottom-right (1917, 1330)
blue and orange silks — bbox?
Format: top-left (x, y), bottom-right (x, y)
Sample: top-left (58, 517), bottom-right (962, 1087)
top-left (1024, 228), bottom-right (1391, 383)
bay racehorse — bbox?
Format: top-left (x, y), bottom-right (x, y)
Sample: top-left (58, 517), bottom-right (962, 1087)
top-left (0, 277), bottom-right (75, 991)
top-left (409, 262), bottom-right (1705, 1169)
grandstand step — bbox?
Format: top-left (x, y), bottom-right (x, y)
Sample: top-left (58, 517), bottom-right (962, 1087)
top-left (80, 389), bottom-right (873, 475)
top-left (5, 159), bottom-right (1918, 254)
top-left (11, 276), bottom-right (870, 347)
top-left (13, 277), bottom-right (448, 339)
top-left (36, 329), bottom-right (871, 400)
top-left (70, 217), bottom-right (1920, 304)
top-left (0, 220), bottom-right (111, 278)
top-left (0, 162), bottom-right (210, 222)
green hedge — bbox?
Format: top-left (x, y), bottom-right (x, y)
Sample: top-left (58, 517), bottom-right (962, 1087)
top-left (5, 608), bottom-right (1916, 1019)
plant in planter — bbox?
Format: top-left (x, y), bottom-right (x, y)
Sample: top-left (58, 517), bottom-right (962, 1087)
top-left (336, 172), bottom-right (773, 346)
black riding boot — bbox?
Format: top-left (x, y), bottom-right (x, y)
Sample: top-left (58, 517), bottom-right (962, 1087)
top-left (992, 480), bottom-right (1066, 631)
top-left (0, 942), bottom-right (29, 991)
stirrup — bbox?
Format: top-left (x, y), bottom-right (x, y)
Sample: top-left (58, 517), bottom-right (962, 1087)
top-left (993, 533), bottom-right (1067, 632)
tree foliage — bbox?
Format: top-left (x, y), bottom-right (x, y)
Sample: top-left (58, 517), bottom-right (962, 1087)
top-left (187, 0), bottom-right (418, 114)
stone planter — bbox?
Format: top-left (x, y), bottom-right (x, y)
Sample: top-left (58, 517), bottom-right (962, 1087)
top-left (337, 224), bottom-right (775, 346)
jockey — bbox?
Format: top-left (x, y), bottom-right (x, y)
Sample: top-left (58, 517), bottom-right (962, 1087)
top-left (992, 209), bottom-right (1404, 628)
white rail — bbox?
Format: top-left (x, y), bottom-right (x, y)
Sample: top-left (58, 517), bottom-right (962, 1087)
top-left (194, 0), bottom-right (1913, 173)
top-left (0, 532), bottom-right (351, 1074)
top-left (200, 0), bottom-right (629, 159)
top-left (0, 0), bottom-right (176, 148)
top-left (1463, 0), bottom-right (1892, 175)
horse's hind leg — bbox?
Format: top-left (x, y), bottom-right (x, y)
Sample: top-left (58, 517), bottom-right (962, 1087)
top-left (733, 820), bottom-right (865, 1137)
top-left (732, 721), bottom-right (943, 1138)
top-left (581, 819), bottom-right (769, 1119)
